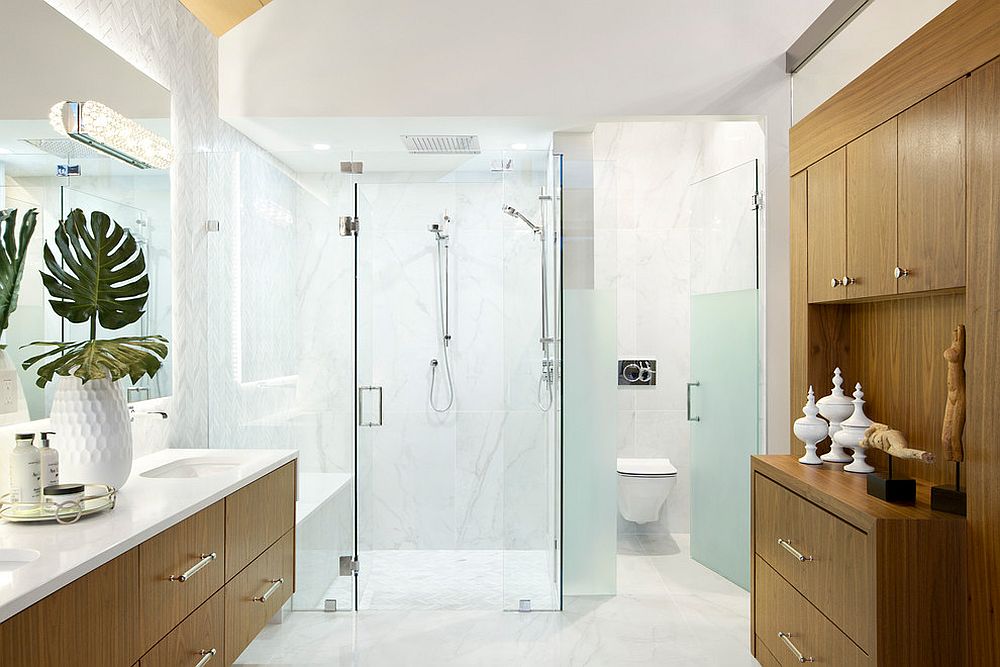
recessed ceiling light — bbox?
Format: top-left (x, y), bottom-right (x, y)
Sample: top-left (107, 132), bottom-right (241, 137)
top-left (511, 143), bottom-right (528, 151)
top-left (313, 143), bottom-right (331, 151)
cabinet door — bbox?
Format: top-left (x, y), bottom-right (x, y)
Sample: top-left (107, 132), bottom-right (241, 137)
top-left (898, 78), bottom-right (966, 293)
top-left (847, 118), bottom-right (898, 298)
top-left (807, 147), bottom-right (847, 303)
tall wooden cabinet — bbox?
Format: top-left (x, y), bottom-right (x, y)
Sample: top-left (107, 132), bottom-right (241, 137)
top-left (806, 148), bottom-right (847, 303)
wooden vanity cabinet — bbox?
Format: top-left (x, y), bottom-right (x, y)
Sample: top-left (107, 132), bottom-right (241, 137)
top-left (0, 460), bottom-right (296, 667)
top-left (806, 147), bottom-right (847, 303)
top-left (897, 78), bottom-right (967, 294)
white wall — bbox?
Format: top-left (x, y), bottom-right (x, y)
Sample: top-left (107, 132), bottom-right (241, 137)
top-left (593, 120), bottom-right (764, 536)
top-left (792, 0), bottom-right (957, 122)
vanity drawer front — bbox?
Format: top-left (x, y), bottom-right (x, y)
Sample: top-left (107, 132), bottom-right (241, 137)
top-left (226, 461), bottom-right (295, 579)
top-left (753, 636), bottom-right (782, 667)
top-left (754, 473), bottom-right (873, 651)
top-left (225, 529), bottom-right (294, 665)
top-left (755, 556), bottom-right (869, 667)
top-left (140, 501), bottom-right (225, 652)
top-left (141, 589), bottom-right (224, 667)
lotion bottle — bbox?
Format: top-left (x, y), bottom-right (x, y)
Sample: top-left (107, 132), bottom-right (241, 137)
top-left (9, 433), bottom-right (40, 504)
top-left (38, 431), bottom-right (58, 490)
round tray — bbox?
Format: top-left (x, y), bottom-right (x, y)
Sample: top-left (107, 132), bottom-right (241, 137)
top-left (0, 485), bottom-right (116, 524)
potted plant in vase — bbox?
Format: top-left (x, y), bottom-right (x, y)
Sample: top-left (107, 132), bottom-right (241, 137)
top-left (0, 208), bottom-right (38, 424)
top-left (23, 208), bottom-right (168, 489)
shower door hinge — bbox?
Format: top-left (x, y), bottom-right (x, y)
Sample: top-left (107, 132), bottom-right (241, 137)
top-left (339, 555), bottom-right (359, 576)
top-left (339, 215), bottom-right (359, 236)
top-left (751, 191), bottom-right (764, 211)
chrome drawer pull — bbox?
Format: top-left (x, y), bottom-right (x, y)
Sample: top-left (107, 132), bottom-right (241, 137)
top-left (253, 577), bottom-right (285, 603)
top-left (777, 538), bottom-right (813, 562)
top-left (170, 552), bottom-right (217, 582)
top-left (195, 648), bottom-right (217, 667)
top-left (778, 632), bottom-right (815, 663)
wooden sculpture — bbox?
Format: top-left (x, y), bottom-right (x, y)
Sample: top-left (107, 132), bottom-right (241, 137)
top-left (860, 423), bottom-right (936, 464)
top-left (942, 325), bottom-right (966, 463)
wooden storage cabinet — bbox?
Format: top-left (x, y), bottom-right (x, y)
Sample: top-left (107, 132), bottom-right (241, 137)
top-left (806, 147), bottom-right (847, 303)
top-left (751, 456), bottom-right (966, 667)
top-left (0, 461), bottom-right (296, 667)
top-left (140, 500), bottom-right (226, 652)
top-left (141, 589), bottom-right (224, 667)
top-left (897, 78), bottom-right (967, 294)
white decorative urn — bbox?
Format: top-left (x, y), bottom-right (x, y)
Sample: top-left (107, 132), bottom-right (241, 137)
top-left (817, 367), bottom-right (854, 463)
top-left (49, 376), bottom-right (132, 488)
top-left (839, 383), bottom-right (876, 474)
top-left (794, 386), bottom-right (828, 465)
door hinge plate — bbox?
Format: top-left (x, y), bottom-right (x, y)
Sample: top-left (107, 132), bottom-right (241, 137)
top-left (751, 191), bottom-right (764, 211)
top-left (339, 555), bottom-right (359, 576)
top-left (339, 215), bottom-right (359, 236)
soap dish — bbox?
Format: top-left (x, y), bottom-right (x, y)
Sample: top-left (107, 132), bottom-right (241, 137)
top-left (0, 485), bottom-right (117, 524)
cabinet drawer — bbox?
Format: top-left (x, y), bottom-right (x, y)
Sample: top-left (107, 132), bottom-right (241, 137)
top-left (142, 589), bottom-right (224, 667)
top-left (754, 473), bottom-right (872, 651)
top-left (755, 556), bottom-right (869, 667)
top-left (226, 462), bottom-right (295, 579)
top-left (754, 636), bottom-right (782, 667)
top-left (140, 501), bottom-right (225, 652)
top-left (225, 529), bottom-right (294, 665)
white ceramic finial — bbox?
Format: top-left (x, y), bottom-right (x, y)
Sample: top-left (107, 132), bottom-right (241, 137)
top-left (841, 381), bottom-right (875, 473)
top-left (817, 368), bottom-right (854, 463)
top-left (795, 385), bottom-right (828, 465)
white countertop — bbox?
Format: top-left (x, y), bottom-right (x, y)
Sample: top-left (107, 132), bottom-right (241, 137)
top-left (0, 448), bottom-right (297, 623)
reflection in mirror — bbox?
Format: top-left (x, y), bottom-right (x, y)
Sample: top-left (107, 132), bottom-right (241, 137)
top-left (0, 0), bottom-right (171, 422)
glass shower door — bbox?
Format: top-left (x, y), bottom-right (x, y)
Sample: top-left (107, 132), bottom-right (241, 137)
top-left (688, 160), bottom-right (760, 590)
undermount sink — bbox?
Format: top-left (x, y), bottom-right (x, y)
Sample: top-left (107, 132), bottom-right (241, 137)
top-left (0, 548), bottom-right (40, 572)
top-left (140, 456), bottom-right (244, 479)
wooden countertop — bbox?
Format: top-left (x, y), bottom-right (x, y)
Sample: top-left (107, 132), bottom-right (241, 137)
top-left (752, 455), bottom-right (966, 532)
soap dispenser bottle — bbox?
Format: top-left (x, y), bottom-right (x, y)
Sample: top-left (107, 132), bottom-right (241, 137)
top-left (38, 432), bottom-right (58, 491)
top-left (9, 433), bottom-right (40, 504)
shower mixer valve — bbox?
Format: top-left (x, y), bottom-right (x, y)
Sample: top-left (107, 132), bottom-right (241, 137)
top-left (618, 359), bottom-right (657, 386)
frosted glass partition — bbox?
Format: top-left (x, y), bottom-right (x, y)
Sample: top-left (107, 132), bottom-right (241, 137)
top-left (688, 160), bottom-right (760, 590)
top-left (562, 288), bottom-right (617, 596)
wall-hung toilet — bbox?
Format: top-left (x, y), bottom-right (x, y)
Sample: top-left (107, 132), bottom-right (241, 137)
top-left (617, 457), bottom-right (678, 524)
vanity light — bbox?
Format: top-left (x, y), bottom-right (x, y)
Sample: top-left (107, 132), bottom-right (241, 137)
top-left (48, 101), bottom-right (173, 170)
top-left (312, 143), bottom-right (331, 151)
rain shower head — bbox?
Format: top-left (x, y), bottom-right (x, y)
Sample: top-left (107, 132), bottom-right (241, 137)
top-left (502, 205), bottom-right (541, 233)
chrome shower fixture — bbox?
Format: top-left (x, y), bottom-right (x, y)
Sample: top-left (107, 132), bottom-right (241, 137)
top-left (501, 205), bottom-right (541, 233)
top-left (428, 214), bottom-right (450, 240)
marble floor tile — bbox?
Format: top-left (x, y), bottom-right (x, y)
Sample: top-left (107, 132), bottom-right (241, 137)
top-left (236, 535), bottom-right (756, 666)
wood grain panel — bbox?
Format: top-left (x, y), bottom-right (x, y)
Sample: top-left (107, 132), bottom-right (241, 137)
top-left (0, 549), bottom-right (141, 667)
top-left (754, 556), bottom-right (868, 667)
top-left (225, 530), bottom-right (294, 665)
top-left (805, 305), bottom-right (852, 458)
top-left (841, 291), bottom-right (965, 485)
top-left (753, 636), bottom-right (782, 667)
top-left (141, 589), bottom-right (224, 667)
top-left (140, 501), bottom-right (225, 653)
top-left (897, 79), bottom-right (966, 293)
top-left (789, 171), bottom-right (809, 454)
top-left (847, 119), bottom-right (897, 299)
top-left (789, 0), bottom-right (1000, 174)
top-left (966, 55), bottom-right (1000, 665)
top-left (226, 462), bottom-right (295, 579)
top-left (806, 148), bottom-right (847, 303)
top-left (754, 474), bottom-right (872, 651)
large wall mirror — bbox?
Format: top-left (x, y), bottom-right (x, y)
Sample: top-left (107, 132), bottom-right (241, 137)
top-left (0, 0), bottom-right (171, 422)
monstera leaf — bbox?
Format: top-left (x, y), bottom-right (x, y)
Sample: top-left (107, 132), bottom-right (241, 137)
top-left (41, 208), bottom-right (148, 330)
top-left (0, 208), bottom-right (38, 337)
top-left (22, 336), bottom-right (168, 388)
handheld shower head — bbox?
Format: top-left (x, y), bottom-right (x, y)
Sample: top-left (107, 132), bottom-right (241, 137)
top-left (502, 205), bottom-right (541, 233)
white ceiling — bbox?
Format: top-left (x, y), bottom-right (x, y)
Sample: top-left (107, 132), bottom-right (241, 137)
top-left (218, 0), bottom-right (830, 162)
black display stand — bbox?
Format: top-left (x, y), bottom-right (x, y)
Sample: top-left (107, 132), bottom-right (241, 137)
top-left (866, 457), bottom-right (916, 504)
top-left (931, 461), bottom-right (967, 516)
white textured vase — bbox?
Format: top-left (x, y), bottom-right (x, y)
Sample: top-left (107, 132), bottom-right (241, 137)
top-left (49, 376), bottom-right (132, 489)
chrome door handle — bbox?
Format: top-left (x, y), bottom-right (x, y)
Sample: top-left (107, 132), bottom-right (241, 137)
top-left (253, 578), bottom-right (285, 603)
top-left (777, 538), bottom-right (813, 562)
top-left (195, 648), bottom-right (217, 667)
top-left (830, 277), bottom-right (844, 288)
top-left (169, 552), bottom-right (216, 582)
top-left (687, 382), bottom-right (700, 422)
top-left (842, 275), bottom-right (856, 286)
top-left (778, 632), bottom-right (815, 663)
top-left (358, 385), bottom-right (383, 427)
top-left (894, 266), bottom-right (910, 279)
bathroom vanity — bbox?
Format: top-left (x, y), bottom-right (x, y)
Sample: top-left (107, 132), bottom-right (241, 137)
top-left (0, 448), bottom-right (297, 666)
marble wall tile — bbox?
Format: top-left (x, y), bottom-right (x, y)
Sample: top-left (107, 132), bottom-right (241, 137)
top-left (455, 411), bottom-right (505, 548)
top-left (503, 410), bottom-right (551, 550)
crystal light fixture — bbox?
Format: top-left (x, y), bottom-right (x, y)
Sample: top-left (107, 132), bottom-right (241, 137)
top-left (49, 101), bottom-right (173, 170)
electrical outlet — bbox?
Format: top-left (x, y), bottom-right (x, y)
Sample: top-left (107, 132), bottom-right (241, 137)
top-left (0, 370), bottom-right (18, 414)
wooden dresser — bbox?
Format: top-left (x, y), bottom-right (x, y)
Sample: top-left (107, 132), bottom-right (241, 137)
top-left (751, 456), bottom-right (966, 667)
top-left (0, 460), bottom-right (296, 667)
